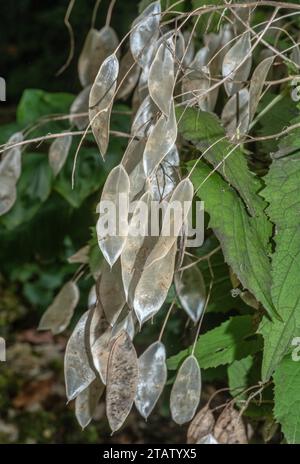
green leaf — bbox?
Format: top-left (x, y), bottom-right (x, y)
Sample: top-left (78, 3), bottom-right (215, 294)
top-left (259, 132), bottom-right (300, 380)
top-left (195, 235), bottom-right (249, 313)
top-left (190, 160), bottom-right (275, 318)
top-left (273, 355), bottom-right (300, 443)
top-left (167, 315), bottom-right (262, 371)
top-left (256, 93), bottom-right (298, 154)
top-left (0, 153), bottom-right (52, 229)
top-left (192, 0), bottom-right (224, 34)
top-left (54, 146), bottom-right (106, 209)
top-left (228, 355), bottom-right (253, 401)
top-left (17, 89), bottom-right (74, 127)
top-left (178, 107), bottom-right (271, 248)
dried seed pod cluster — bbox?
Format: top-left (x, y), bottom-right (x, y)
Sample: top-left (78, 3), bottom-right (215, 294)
top-left (14, 0), bottom-right (294, 439)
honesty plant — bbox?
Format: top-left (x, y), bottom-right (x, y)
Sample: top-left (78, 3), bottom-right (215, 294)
top-left (1, 0), bottom-right (300, 444)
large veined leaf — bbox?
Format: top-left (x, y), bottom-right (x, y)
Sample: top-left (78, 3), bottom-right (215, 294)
top-left (106, 330), bottom-right (138, 432)
top-left (38, 281), bottom-right (79, 334)
top-left (167, 316), bottom-right (262, 371)
top-left (178, 107), bottom-right (271, 249)
top-left (89, 54), bottom-right (119, 158)
top-left (259, 145), bottom-right (300, 380)
top-left (189, 161), bottom-right (275, 318)
top-left (96, 164), bottom-right (130, 267)
top-left (273, 355), bottom-right (300, 443)
top-left (135, 341), bottom-right (167, 419)
top-left (170, 355), bottom-right (201, 425)
top-left (64, 311), bottom-right (96, 401)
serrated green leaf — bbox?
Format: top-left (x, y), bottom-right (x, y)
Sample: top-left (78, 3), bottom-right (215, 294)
top-left (228, 355), bottom-right (253, 401)
top-left (178, 107), bottom-right (271, 248)
top-left (190, 160), bottom-right (275, 318)
top-left (273, 355), bottom-right (300, 443)
top-left (167, 315), bottom-right (262, 371)
top-left (259, 135), bottom-right (300, 380)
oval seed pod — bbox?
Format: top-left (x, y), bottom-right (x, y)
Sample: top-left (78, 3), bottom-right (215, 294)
top-left (182, 70), bottom-right (218, 112)
top-left (130, 1), bottom-right (161, 70)
top-left (214, 405), bottom-right (247, 444)
top-left (96, 164), bottom-right (130, 267)
top-left (145, 178), bottom-right (193, 268)
top-left (121, 191), bottom-right (151, 301)
top-left (0, 131), bottom-right (23, 181)
top-left (249, 56), bottom-right (274, 122)
top-left (197, 434), bottom-right (219, 444)
top-left (117, 49), bottom-right (140, 100)
top-left (48, 134), bottom-right (72, 177)
top-left (90, 328), bottom-right (112, 385)
top-left (97, 259), bottom-right (126, 325)
top-left (78, 27), bottom-right (119, 87)
top-left (111, 309), bottom-right (136, 341)
top-left (143, 100), bottom-right (177, 178)
top-left (148, 39), bottom-right (175, 116)
top-left (221, 88), bottom-right (249, 139)
top-left (88, 304), bottom-right (111, 385)
top-left (38, 281), bottom-right (80, 334)
top-left (182, 30), bottom-right (195, 67)
top-left (89, 54), bottom-right (119, 158)
top-left (122, 138), bottom-right (146, 201)
top-left (88, 284), bottom-right (97, 308)
top-left (0, 175), bottom-right (17, 216)
top-left (170, 355), bottom-right (201, 425)
top-left (64, 310), bottom-right (96, 401)
top-left (135, 341), bottom-right (167, 419)
top-left (68, 245), bottom-right (90, 264)
top-left (69, 86), bottom-right (91, 130)
top-left (106, 330), bottom-right (138, 432)
top-left (148, 144), bottom-right (180, 201)
top-left (222, 32), bottom-right (252, 96)
top-left (175, 258), bottom-right (206, 323)
top-left (131, 95), bottom-right (156, 139)
top-left (187, 404), bottom-right (215, 443)
top-left (75, 378), bottom-right (105, 429)
top-left (133, 242), bottom-right (176, 326)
